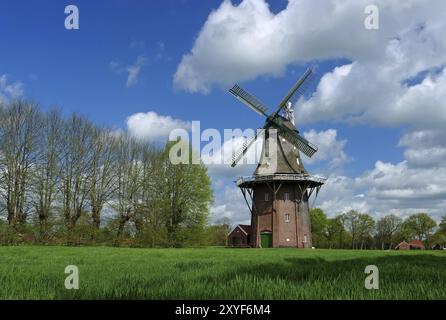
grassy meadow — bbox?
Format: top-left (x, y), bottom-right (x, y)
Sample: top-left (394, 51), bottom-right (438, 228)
top-left (0, 246), bottom-right (445, 299)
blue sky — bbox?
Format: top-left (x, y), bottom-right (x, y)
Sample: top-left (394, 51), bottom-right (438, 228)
top-left (1, 0), bottom-right (445, 224)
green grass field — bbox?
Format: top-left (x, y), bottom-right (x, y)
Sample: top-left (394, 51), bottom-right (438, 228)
top-left (0, 246), bottom-right (444, 299)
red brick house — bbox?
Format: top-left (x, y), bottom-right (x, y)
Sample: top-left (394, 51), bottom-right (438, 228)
top-left (227, 224), bottom-right (251, 247)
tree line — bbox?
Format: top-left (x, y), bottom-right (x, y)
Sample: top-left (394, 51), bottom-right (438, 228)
top-left (0, 99), bottom-right (216, 247)
top-left (310, 208), bottom-right (446, 249)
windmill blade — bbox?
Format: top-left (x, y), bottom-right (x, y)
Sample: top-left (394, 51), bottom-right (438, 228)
top-left (231, 129), bottom-right (265, 167)
top-left (274, 68), bottom-right (314, 114)
top-left (278, 126), bottom-right (317, 158)
top-left (289, 70), bottom-right (315, 105)
top-left (229, 84), bottom-right (269, 117)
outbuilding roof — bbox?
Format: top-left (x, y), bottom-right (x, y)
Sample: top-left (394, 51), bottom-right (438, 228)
top-left (228, 224), bottom-right (251, 236)
top-left (409, 239), bottom-right (425, 248)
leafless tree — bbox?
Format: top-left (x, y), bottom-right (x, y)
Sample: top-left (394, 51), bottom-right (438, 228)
top-left (32, 109), bottom-right (63, 236)
top-left (0, 100), bottom-right (41, 226)
top-left (59, 114), bottom-right (93, 230)
top-left (133, 143), bottom-right (159, 235)
top-left (112, 134), bottom-right (143, 238)
top-left (88, 128), bottom-right (117, 229)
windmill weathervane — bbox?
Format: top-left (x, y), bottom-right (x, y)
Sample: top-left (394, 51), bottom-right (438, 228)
top-left (227, 68), bottom-right (326, 249)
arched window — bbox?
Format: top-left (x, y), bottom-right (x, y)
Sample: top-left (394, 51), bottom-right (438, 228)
top-left (284, 214), bottom-right (290, 223)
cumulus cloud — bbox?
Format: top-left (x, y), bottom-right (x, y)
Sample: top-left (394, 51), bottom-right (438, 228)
top-left (0, 74), bottom-right (24, 103)
top-left (210, 186), bottom-right (251, 226)
top-left (175, 0), bottom-right (446, 130)
top-left (398, 130), bottom-right (446, 168)
top-left (174, 0), bottom-right (446, 94)
top-left (315, 131), bottom-right (446, 221)
top-left (303, 129), bottom-right (349, 170)
top-left (126, 111), bottom-right (191, 141)
top-left (298, 62), bottom-right (446, 128)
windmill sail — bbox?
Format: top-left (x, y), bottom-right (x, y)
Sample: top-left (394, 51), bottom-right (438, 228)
top-left (277, 127), bottom-right (317, 158)
top-left (274, 68), bottom-right (313, 114)
top-left (229, 84), bottom-right (269, 116)
top-left (231, 129), bottom-right (265, 167)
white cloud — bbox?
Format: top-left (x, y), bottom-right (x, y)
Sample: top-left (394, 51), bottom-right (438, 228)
top-left (210, 186), bottom-right (251, 226)
top-left (313, 174), bottom-right (371, 217)
top-left (315, 169), bottom-right (446, 222)
top-left (174, 0), bottom-right (446, 94)
top-left (126, 56), bottom-right (146, 88)
top-left (110, 56), bottom-right (146, 88)
top-left (303, 129), bottom-right (349, 170)
top-left (0, 74), bottom-right (24, 103)
top-left (203, 133), bottom-right (263, 179)
top-left (398, 130), bottom-right (446, 168)
top-left (298, 62), bottom-right (446, 128)
top-left (175, 0), bottom-right (446, 131)
top-left (126, 111), bottom-right (191, 141)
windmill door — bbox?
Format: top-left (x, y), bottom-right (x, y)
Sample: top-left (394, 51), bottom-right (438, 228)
top-left (261, 232), bottom-right (272, 248)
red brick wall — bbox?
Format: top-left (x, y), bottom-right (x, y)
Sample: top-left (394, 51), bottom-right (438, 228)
top-left (252, 182), bottom-right (312, 248)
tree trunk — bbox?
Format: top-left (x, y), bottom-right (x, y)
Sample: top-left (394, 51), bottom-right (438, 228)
top-left (92, 206), bottom-right (101, 229)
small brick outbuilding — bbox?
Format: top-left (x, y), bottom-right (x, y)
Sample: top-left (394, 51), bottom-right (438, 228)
top-left (395, 241), bottom-right (411, 250)
top-left (227, 224), bottom-right (251, 247)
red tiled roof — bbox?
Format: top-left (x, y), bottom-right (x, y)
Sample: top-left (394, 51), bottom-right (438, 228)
top-left (409, 239), bottom-right (425, 248)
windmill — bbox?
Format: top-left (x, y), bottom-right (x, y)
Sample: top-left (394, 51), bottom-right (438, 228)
top-left (227, 68), bottom-right (326, 249)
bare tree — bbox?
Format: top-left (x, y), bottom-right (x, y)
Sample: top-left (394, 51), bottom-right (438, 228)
top-left (133, 143), bottom-right (159, 235)
top-left (59, 114), bottom-right (93, 230)
top-left (0, 100), bottom-right (41, 226)
top-left (88, 128), bottom-right (117, 229)
top-left (32, 109), bottom-right (63, 236)
top-left (112, 134), bottom-right (142, 238)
